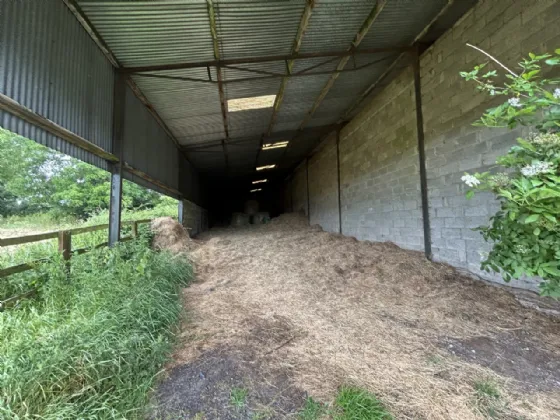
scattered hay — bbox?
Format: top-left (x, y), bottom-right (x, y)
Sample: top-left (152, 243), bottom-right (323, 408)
top-left (151, 217), bottom-right (197, 254)
top-left (168, 212), bottom-right (560, 419)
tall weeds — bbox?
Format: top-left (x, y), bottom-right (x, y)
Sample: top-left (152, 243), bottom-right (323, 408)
top-left (0, 234), bottom-right (192, 419)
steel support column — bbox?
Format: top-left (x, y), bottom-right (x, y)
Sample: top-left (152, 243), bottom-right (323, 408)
top-left (411, 46), bottom-right (432, 260)
top-left (306, 158), bottom-right (310, 222)
top-left (108, 73), bottom-right (126, 246)
top-left (178, 200), bottom-right (184, 225)
top-left (336, 130), bottom-right (342, 234)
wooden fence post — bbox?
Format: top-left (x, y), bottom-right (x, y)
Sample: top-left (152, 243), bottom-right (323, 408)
top-left (131, 221), bottom-right (138, 238)
top-left (58, 230), bottom-right (72, 272)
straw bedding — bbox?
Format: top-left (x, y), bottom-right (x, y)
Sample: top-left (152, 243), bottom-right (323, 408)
top-left (169, 213), bottom-right (560, 419)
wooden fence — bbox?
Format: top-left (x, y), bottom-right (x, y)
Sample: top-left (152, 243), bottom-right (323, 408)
top-left (0, 219), bottom-right (152, 278)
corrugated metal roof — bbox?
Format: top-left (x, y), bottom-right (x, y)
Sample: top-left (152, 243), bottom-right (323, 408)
top-left (215, 1), bottom-right (306, 59)
top-left (70, 0), bottom-right (476, 179)
top-left (297, 0), bottom-right (375, 54)
top-left (79, 0), bottom-right (215, 67)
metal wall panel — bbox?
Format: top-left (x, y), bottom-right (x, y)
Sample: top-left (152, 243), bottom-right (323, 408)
top-left (0, 0), bottom-right (114, 170)
top-left (123, 85), bottom-right (179, 191)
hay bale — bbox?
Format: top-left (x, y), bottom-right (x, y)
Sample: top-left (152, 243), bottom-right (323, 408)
top-left (231, 212), bottom-right (250, 227)
top-left (151, 217), bottom-right (195, 254)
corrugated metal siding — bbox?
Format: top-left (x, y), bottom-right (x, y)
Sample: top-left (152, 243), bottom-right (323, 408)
top-left (0, 0), bottom-right (114, 170)
top-left (123, 85), bottom-right (179, 191)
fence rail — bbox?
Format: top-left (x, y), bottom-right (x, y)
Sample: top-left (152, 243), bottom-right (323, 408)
top-left (0, 219), bottom-right (152, 279)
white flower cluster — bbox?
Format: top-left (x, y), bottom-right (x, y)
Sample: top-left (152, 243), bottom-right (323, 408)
top-left (514, 244), bottom-right (530, 255)
top-left (461, 174), bottom-right (481, 187)
top-left (508, 97), bottom-right (522, 107)
top-left (554, 88), bottom-right (560, 100)
top-left (520, 161), bottom-right (554, 177)
top-left (531, 132), bottom-right (560, 146)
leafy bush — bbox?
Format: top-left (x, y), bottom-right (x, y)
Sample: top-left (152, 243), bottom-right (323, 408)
top-left (460, 47), bottom-right (560, 297)
top-left (0, 234), bottom-right (192, 418)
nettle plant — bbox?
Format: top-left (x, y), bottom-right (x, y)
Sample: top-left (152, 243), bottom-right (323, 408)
top-left (460, 46), bottom-right (560, 298)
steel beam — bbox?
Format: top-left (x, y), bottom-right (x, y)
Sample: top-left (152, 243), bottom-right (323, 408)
top-left (108, 72), bottom-right (127, 246)
top-left (0, 93), bottom-right (118, 162)
top-left (267, 0), bottom-right (315, 136)
top-left (120, 46), bottom-right (412, 74)
top-left (132, 56), bottom-right (393, 85)
top-left (207, 0), bottom-right (230, 174)
top-left (299, 0), bottom-right (388, 130)
top-left (411, 46), bottom-right (432, 260)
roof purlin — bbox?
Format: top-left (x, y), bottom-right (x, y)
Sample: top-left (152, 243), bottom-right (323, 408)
top-left (206, 0), bottom-right (229, 174)
top-left (266, 0), bottom-right (316, 137)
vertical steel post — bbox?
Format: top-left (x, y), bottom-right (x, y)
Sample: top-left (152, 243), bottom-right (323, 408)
top-left (178, 199), bottom-right (184, 225)
top-left (109, 72), bottom-right (126, 246)
top-left (306, 157), bottom-right (310, 222)
top-left (336, 130), bottom-right (342, 234)
top-left (412, 45), bottom-right (432, 260)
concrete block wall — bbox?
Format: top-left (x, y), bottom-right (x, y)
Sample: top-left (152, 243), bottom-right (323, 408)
top-left (340, 67), bottom-right (424, 251)
top-left (181, 199), bottom-right (208, 237)
top-left (284, 0), bottom-right (559, 292)
top-left (308, 132), bottom-right (339, 233)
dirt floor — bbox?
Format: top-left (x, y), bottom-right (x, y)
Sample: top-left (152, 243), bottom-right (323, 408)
top-left (153, 213), bottom-right (560, 420)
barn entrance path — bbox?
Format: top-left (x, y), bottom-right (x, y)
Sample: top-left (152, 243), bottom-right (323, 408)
top-left (154, 214), bottom-right (560, 420)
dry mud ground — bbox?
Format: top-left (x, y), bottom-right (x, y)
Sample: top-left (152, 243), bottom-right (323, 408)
top-left (153, 214), bottom-right (560, 420)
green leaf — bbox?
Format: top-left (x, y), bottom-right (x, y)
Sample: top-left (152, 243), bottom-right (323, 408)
top-left (516, 138), bottom-right (536, 151)
top-left (543, 266), bottom-right (560, 277)
top-left (543, 213), bottom-right (558, 223)
top-left (545, 57), bottom-right (560, 65)
top-left (533, 227), bottom-right (541, 236)
top-left (524, 214), bottom-right (540, 224)
top-left (466, 190), bottom-right (475, 200)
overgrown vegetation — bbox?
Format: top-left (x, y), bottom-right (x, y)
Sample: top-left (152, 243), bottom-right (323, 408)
top-left (460, 48), bottom-right (560, 297)
top-left (0, 233), bottom-right (192, 418)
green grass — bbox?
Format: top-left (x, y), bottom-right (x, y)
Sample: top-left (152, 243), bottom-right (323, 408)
top-left (298, 397), bottom-right (327, 420)
top-left (230, 387), bottom-right (248, 410)
top-left (333, 386), bottom-right (392, 420)
top-left (298, 387), bottom-right (392, 420)
top-left (0, 233), bottom-right (193, 419)
top-left (473, 380), bottom-right (505, 418)
top-left (474, 380), bottom-right (500, 400)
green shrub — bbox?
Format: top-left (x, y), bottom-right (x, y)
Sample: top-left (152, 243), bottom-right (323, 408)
top-left (460, 48), bottom-right (560, 297)
top-left (0, 234), bottom-right (192, 419)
